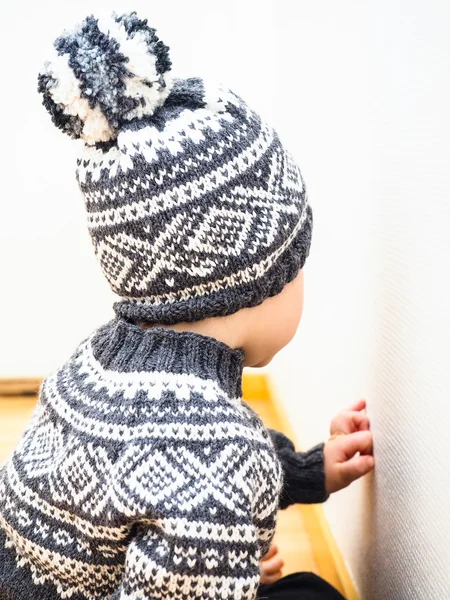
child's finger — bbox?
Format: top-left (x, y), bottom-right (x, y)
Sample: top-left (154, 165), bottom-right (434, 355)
top-left (262, 543), bottom-right (279, 561)
top-left (348, 399), bottom-right (366, 412)
top-left (352, 413), bottom-right (370, 432)
top-left (331, 411), bottom-right (370, 435)
top-left (330, 412), bottom-right (352, 435)
top-left (339, 430), bottom-right (373, 458)
top-left (337, 454), bottom-right (375, 487)
top-left (261, 554), bottom-right (284, 575)
top-left (261, 570), bottom-right (284, 585)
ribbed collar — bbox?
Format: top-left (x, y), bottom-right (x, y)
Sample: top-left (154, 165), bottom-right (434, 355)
top-left (91, 318), bottom-right (245, 398)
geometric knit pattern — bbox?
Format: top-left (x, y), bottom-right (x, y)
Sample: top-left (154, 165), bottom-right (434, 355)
top-left (0, 319), bottom-right (283, 600)
top-left (38, 12), bottom-right (313, 324)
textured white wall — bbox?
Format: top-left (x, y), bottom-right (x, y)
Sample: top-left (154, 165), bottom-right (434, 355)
top-left (1, 2), bottom-right (449, 598)
top-left (270, 1), bottom-right (450, 598)
top-left (363, 3), bottom-right (450, 597)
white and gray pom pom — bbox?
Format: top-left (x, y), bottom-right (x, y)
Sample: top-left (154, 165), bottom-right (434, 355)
top-left (38, 12), bottom-right (173, 145)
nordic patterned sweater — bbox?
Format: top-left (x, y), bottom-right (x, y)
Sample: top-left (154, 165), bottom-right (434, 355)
top-left (0, 318), bottom-right (326, 600)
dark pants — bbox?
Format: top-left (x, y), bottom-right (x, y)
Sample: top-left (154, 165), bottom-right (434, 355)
top-left (258, 572), bottom-right (347, 600)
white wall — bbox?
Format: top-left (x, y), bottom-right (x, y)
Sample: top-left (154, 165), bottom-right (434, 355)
top-left (270, 2), bottom-right (450, 598)
top-left (1, 1), bottom-right (449, 598)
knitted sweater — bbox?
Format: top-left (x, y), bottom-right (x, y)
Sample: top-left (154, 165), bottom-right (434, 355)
top-left (0, 319), bottom-right (326, 600)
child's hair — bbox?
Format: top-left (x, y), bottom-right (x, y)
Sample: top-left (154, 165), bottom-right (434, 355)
top-left (39, 11), bottom-right (312, 325)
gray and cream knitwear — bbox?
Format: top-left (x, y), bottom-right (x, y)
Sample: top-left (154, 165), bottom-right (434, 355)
top-left (37, 11), bottom-right (312, 324)
top-left (0, 11), bottom-right (325, 600)
top-left (0, 319), bottom-right (326, 600)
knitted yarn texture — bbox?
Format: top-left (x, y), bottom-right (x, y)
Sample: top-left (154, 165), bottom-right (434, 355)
top-left (37, 11), bottom-right (313, 324)
top-left (0, 320), bottom-right (283, 599)
top-left (0, 11), bottom-right (317, 600)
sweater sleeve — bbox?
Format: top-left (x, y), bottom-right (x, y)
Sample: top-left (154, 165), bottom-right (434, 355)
top-left (268, 429), bottom-right (329, 508)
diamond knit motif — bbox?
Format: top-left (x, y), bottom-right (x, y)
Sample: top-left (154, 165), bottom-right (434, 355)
top-left (0, 320), bottom-right (283, 600)
top-left (81, 85), bottom-right (311, 325)
top-left (37, 11), bottom-right (313, 325)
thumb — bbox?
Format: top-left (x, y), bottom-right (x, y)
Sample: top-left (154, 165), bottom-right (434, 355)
top-left (337, 454), bottom-right (375, 488)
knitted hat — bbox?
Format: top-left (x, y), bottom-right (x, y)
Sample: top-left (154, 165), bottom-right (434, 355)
top-left (38, 12), bottom-right (313, 325)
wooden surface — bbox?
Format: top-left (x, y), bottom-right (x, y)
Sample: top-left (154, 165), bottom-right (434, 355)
top-left (0, 396), bottom-right (36, 464)
top-left (0, 378), bottom-right (42, 396)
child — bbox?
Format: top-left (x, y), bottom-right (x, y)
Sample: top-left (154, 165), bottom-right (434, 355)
top-left (0, 12), bottom-right (373, 600)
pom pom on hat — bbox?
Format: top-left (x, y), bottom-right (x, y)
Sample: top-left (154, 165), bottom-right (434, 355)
top-left (38, 12), bottom-right (172, 145)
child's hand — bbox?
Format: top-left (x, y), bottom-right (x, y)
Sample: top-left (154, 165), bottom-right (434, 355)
top-left (329, 399), bottom-right (370, 436)
top-left (324, 400), bottom-right (374, 495)
top-left (260, 543), bottom-right (284, 584)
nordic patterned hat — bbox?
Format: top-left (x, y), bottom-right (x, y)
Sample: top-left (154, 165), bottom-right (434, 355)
top-left (38, 12), bottom-right (313, 324)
